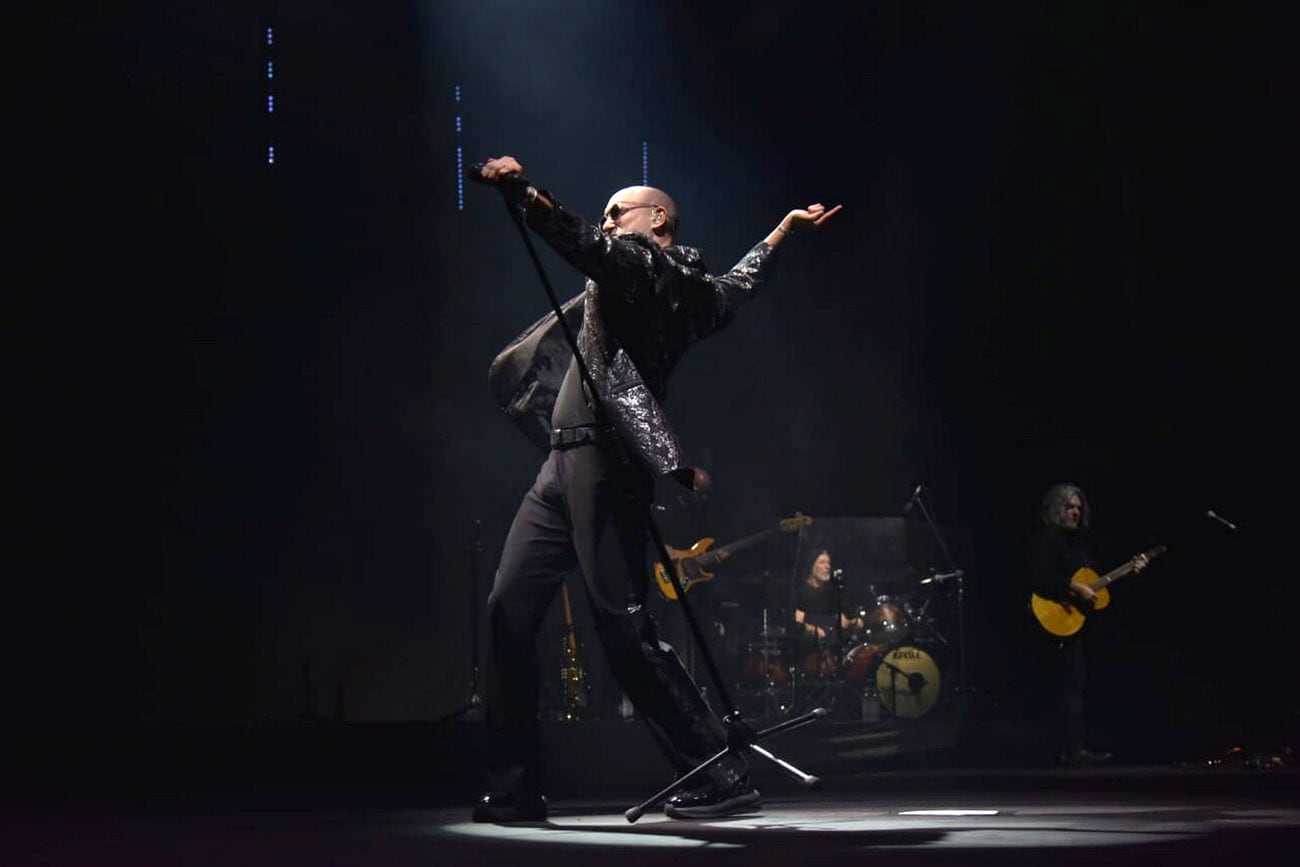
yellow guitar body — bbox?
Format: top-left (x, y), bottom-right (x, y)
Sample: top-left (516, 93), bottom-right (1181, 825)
top-left (1030, 567), bottom-right (1112, 638)
top-left (654, 538), bottom-right (716, 601)
top-left (1030, 545), bottom-right (1162, 638)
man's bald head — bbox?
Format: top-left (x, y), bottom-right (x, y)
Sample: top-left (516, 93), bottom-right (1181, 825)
top-left (602, 186), bottom-right (679, 247)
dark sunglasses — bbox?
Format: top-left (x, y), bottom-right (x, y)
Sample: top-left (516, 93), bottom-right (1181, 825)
top-left (603, 201), bottom-right (660, 222)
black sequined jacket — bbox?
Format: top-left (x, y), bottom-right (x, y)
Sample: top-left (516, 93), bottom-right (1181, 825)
top-left (488, 191), bottom-right (776, 480)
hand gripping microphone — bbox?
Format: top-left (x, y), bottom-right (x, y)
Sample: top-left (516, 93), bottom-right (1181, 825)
top-left (466, 163), bottom-right (531, 199)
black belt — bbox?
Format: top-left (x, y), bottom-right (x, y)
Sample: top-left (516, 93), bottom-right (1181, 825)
top-left (549, 424), bottom-right (606, 450)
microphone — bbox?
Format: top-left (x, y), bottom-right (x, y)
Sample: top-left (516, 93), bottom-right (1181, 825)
top-left (903, 483), bottom-right (923, 514)
top-left (831, 568), bottom-right (844, 585)
top-left (919, 569), bottom-right (963, 585)
top-left (466, 163), bottom-right (529, 196)
top-left (466, 162), bottom-right (521, 185)
top-left (1206, 509), bottom-right (1238, 531)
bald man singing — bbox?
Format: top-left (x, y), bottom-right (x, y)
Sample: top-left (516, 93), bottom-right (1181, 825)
top-left (473, 155), bottom-right (839, 822)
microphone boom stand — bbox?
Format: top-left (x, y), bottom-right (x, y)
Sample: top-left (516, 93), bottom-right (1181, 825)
top-left (489, 181), bottom-right (826, 823)
top-left (436, 519), bottom-right (485, 723)
top-left (907, 487), bottom-right (969, 714)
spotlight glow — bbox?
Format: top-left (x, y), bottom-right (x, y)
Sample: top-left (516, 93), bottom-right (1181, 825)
top-left (442, 819), bottom-right (742, 848)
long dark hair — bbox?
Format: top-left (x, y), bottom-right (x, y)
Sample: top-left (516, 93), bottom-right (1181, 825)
top-left (1040, 483), bottom-right (1090, 530)
top-left (805, 549), bottom-right (832, 581)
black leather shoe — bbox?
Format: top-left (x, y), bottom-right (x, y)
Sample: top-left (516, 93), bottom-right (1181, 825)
top-left (1060, 748), bottom-right (1113, 767)
top-left (472, 791), bottom-right (548, 823)
top-left (664, 778), bottom-right (761, 820)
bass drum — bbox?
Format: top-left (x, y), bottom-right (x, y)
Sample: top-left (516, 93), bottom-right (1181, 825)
top-left (873, 644), bottom-right (942, 719)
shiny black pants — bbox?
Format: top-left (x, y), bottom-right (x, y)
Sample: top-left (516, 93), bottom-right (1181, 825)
top-left (483, 443), bottom-right (743, 796)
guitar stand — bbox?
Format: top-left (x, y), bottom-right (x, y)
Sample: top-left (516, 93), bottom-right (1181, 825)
top-left (488, 182), bottom-right (827, 825)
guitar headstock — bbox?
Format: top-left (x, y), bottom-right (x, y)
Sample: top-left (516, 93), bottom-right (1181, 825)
top-left (779, 516), bottom-right (814, 532)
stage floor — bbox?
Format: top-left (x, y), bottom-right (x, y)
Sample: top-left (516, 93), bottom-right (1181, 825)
top-left (5, 766), bottom-right (1298, 866)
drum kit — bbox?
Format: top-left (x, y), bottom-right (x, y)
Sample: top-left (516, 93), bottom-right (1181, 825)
top-left (739, 591), bottom-right (947, 723)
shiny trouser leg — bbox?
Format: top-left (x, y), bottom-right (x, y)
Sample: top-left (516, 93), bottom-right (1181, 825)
top-left (483, 444), bottom-right (744, 796)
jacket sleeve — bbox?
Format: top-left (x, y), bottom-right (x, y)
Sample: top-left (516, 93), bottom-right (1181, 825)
top-left (662, 242), bottom-right (775, 340)
top-left (524, 194), bottom-right (777, 328)
top-left (524, 196), bottom-right (658, 296)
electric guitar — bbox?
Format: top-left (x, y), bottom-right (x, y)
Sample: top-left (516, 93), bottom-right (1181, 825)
top-left (1029, 544), bottom-right (1166, 638)
top-left (654, 515), bottom-right (813, 601)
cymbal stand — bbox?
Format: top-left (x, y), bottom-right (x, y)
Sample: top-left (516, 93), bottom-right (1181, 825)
top-left (490, 184), bottom-right (827, 824)
top-left (906, 484), bottom-right (968, 711)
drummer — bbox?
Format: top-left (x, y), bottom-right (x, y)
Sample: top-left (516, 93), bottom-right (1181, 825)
top-left (791, 550), bottom-right (865, 657)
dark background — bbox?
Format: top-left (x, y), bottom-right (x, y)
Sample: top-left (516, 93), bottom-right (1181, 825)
top-left (11, 1), bottom-right (1295, 763)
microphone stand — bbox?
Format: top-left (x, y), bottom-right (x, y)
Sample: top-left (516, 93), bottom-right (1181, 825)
top-left (830, 573), bottom-right (844, 652)
top-left (878, 655), bottom-right (902, 717)
top-left (906, 486), bottom-right (969, 715)
top-left (486, 179), bottom-right (826, 823)
top-left (828, 570), bottom-right (862, 718)
top-left (436, 519), bottom-right (486, 723)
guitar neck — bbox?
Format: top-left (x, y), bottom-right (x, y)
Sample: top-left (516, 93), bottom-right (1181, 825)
top-left (710, 528), bottom-right (777, 561)
top-left (1091, 563), bottom-right (1134, 591)
top-left (1089, 545), bottom-right (1165, 591)
top-left (560, 582), bottom-right (579, 654)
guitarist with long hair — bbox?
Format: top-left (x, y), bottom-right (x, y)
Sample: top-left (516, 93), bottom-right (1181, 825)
top-left (1028, 483), bottom-right (1149, 766)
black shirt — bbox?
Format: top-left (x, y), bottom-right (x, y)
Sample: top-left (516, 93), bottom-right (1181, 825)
top-left (791, 579), bottom-right (851, 636)
top-left (1028, 526), bottom-right (1096, 600)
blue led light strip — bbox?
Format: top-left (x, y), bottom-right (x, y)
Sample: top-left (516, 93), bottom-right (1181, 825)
top-left (266, 26), bottom-right (275, 164)
top-left (455, 86), bottom-right (465, 210)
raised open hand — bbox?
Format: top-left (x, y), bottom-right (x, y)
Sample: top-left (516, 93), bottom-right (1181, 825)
top-left (787, 203), bottom-right (843, 228)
